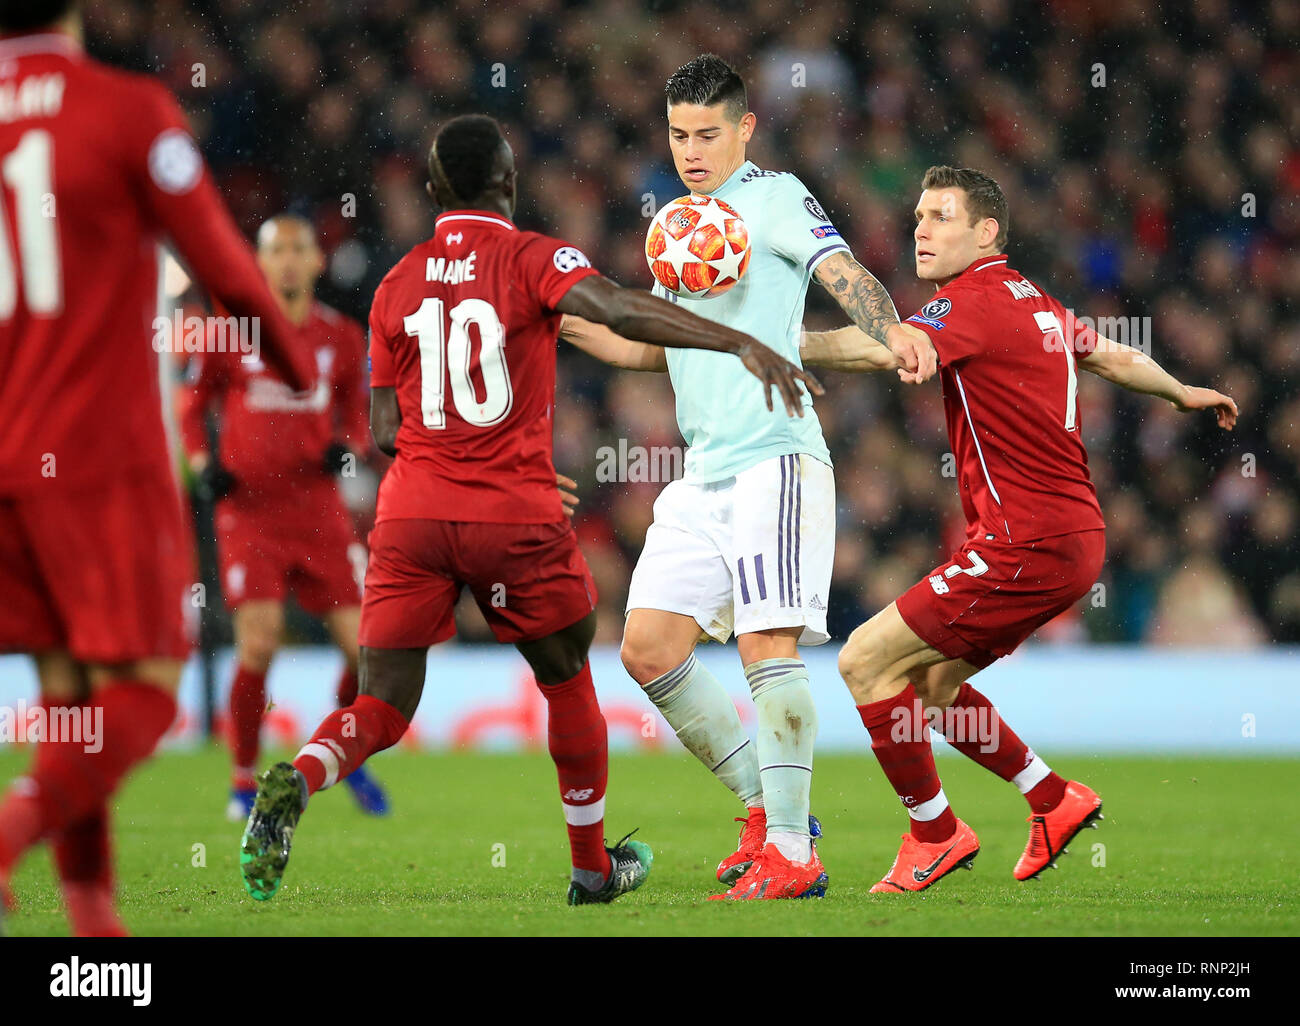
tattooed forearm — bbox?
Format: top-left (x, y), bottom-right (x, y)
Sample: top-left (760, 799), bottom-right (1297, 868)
top-left (814, 252), bottom-right (901, 346)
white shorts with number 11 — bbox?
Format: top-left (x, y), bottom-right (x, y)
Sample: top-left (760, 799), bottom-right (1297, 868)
top-left (625, 453), bottom-right (835, 646)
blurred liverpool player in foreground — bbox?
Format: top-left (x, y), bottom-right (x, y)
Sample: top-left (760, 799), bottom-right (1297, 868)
top-left (239, 114), bottom-right (823, 906)
top-left (0, 0), bottom-right (315, 935)
top-left (182, 214), bottom-right (389, 822)
top-left (804, 166), bottom-right (1237, 892)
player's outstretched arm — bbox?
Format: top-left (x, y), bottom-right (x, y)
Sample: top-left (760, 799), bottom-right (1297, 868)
top-left (801, 324), bottom-right (919, 375)
top-left (370, 387), bottom-right (401, 456)
top-left (812, 252), bottom-right (937, 383)
top-left (1079, 335), bottom-right (1238, 430)
top-left (555, 275), bottom-right (823, 416)
top-left (559, 315), bottom-right (668, 372)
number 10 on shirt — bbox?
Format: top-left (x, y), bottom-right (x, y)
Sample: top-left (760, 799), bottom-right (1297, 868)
top-left (403, 296), bottom-right (514, 429)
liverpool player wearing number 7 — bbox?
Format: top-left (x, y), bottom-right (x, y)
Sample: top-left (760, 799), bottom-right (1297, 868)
top-left (0, 0), bottom-right (317, 935)
top-left (804, 166), bottom-right (1237, 892)
top-left (238, 114), bottom-right (823, 906)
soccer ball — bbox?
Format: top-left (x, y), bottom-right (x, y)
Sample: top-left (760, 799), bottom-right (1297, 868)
top-left (645, 194), bottom-right (751, 298)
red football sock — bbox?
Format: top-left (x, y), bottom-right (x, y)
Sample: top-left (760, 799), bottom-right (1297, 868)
top-left (229, 663), bottom-right (267, 785)
top-left (944, 683), bottom-right (1067, 814)
top-left (539, 663), bottom-right (611, 880)
top-left (0, 697), bottom-right (67, 879)
top-left (857, 683), bottom-right (956, 843)
top-left (55, 803), bottom-right (125, 936)
top-left (0, 790), bottom-right (40, 883)
top-left (1023, 774), bottom-right (1068, 814)
top-left (336, 667), bottom-right (359, 708)
top-left (0, 680), bottom-right (176, 870)
top-left (53, 802), bottom-right (112, 890)
top-left (293, 695), bottom-right (407, 796)
top-left (28, 696), bottom-right (124, 935)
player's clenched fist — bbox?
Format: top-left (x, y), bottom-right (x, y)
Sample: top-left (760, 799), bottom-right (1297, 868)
top-left (885, 322), bottom-right (939, 384)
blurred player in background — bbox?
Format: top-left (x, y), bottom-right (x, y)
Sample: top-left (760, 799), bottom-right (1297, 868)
top-left (0, 0), bottom-right (315, 935)
top-left (599, 54), bottom-right (934, 901)
top-left (805, 166), bottom-right (1237, 892)
top-left (181, 214), bottom-right (389, 822)
top-left (238, 114), bottom-right (820, 906)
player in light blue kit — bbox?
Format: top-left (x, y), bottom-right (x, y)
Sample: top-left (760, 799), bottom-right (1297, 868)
top-left (563, 55), bottom-right (935, 900)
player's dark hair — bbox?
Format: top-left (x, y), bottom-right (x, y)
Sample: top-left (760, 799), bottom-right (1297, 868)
top-left (429, 114), bottom-right (506, 206)
top-left (665, 54), bottom-right (747, 122)
top-left (0, 0), bottom-right (75, 30)
top-left (922, 166), bottom-right (1009, 249)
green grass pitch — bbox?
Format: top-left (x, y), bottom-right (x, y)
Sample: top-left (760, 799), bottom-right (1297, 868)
top-left (2, 747), bottom-right (1296, 936)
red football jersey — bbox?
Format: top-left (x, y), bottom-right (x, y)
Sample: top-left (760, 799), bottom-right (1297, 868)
top-left (368, 209), bottom-right (600, 524)
top-left (904, 253), bottom-right (1105, 544)
top-left (0, 31), bottom-right (315, 496)
top-left (180, 301), bottom-right (368, 500)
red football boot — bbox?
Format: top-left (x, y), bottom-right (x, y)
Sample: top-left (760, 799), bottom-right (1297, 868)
top-left (63, 882), bottom-right (129, 938)
top-left (870, 818), bottom-right (980, 893)
top-left (715, 807), bottom-right (766, 886)
top-left (1014, 780), bottom-right (1103, 881)
top-left (709, 842), bottom-right (828, 901)
top-left (0, 841), bottom-right (18, 916)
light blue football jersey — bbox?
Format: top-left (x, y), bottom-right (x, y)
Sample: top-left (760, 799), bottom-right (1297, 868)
top-left (653, 160), bottom-right (848, 482)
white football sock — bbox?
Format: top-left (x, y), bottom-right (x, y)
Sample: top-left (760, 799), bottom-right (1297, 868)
top-left (746, 658), bottom-right (817, 864)
top-left (643, 652), bottom-right (763, 807)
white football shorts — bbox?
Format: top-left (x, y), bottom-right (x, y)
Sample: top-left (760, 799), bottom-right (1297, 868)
top-left (625, 452), bottom-right (835, 645)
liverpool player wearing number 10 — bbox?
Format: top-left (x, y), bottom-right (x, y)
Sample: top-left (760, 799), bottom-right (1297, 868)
top-left (804, 166), bottom-right (1237, 893)
top-left (239, 114), bottom-right (823, 905)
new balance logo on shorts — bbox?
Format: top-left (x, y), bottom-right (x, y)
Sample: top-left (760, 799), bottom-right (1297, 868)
top-left (929, 574), bottom-right (950, 595)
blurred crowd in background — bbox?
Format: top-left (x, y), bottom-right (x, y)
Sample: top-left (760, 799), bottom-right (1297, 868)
top-left (85, 0), bottom-right (1299, 647)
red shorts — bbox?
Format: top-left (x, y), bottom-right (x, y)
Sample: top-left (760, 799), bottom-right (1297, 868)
top-left (896, 529), bottom-right (1105, 669)
top-left (358, 518), bottom-right (597, 648)
top-left (0, 466), bottom-right (193, 662)
top-left (215, 490), bottom-right (363, 616)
